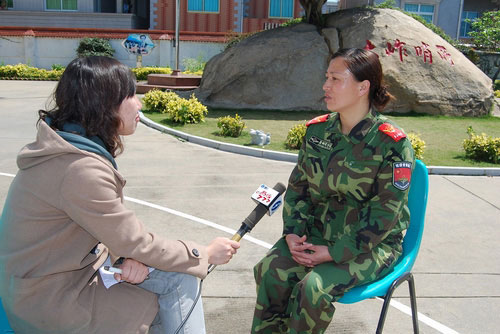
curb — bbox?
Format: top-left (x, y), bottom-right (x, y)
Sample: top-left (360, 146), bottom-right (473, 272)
top-left (139, 112), bottom-right (297, 163)
top-left (140, 113), bottom-right (500, 176)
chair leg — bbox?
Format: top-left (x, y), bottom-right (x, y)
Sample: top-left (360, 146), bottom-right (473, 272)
top-left (408, 273), bottom-right (420, 334)
top-left (375, 272), bottom-right (419, 334)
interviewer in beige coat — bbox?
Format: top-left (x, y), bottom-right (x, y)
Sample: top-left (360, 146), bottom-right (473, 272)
top-left (0, 56), bottom-right (239, 334)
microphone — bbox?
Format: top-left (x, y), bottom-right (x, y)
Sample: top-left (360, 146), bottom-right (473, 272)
top-left (207, 182), bottom-right (286, 274)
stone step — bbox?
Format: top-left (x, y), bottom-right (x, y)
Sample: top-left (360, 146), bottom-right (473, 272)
top-left (136, 82), bottom-right (198, 94)
top-left (146, 74), bottom-right (201, 87)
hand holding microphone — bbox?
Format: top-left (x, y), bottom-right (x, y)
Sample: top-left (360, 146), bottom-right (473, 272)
top-left (207, 182), bottom-right (286, 273)
top-left (206, 237), bottom-right (240, 265)
top-left (172, 182), bottom-right (287, 334)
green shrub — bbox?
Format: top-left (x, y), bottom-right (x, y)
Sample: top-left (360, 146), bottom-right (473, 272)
top-left (142, 89), bottom-right (180, 113)
top-left (76, 38), bottom-right (115, 57)
top-left (131, 66), bottom-right (172, 80)
top-left (182, 55), bottom-right (206, 74)
top-left (224, 31), bottom-right (257, 50)
top-left (468, 10), bottom-right (500, 52)
top-left (407, 13), bottom-right (458, 48)
top-left (463, 126), bottom-right (500, 164)
top-left (51, 64), bottom-right (65, 71)
top-left (0, 63), bottom-right (63, 80)
top-left (376, 0), bottom-right (396, 9)
top-left (495, 80), bottom-right (500, 91)
top-left (217, 114), bottom-right (245, 137)
top-left (372, 4), bottom-right (459, 49)
top-left (407, 132), bottom-right (426, 160)
top-left (166, 94), bottom-right (208, 124)
top-left (182, 69), bottom-right (204, 76)
top-left (495, 90), bottom-right (500, 98)
top-left (463, 47), bottom-right (481, 64)
top-left (281, 18), bottom-right (303, 27)
top-left (285, 124), bottom-right (307, 149)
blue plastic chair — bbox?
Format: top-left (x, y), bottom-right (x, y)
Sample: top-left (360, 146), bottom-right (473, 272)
top-left (338, 159), bottom-right (429, 334)
top-left (0, 298), bottom-right (13, 333)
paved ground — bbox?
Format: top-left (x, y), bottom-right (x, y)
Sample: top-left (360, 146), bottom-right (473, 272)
top-left (1, 80), bottom-right (499, 333)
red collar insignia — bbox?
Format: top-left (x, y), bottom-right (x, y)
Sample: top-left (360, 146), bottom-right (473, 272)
top-left (378, 123), bottom-right (406, 142)
top-left (306, 114), bottom-right (330, 127)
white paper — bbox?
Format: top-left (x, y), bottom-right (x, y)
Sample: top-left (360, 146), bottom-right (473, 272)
top-left (99, 257), bottom-right (155, 289)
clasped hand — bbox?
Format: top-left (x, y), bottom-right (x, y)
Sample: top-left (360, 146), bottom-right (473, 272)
top-left (285, 234), bottom-right (333, 267)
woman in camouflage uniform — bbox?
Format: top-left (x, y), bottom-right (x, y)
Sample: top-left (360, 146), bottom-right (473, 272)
top-left (251, 48), bottom-right (415, 334)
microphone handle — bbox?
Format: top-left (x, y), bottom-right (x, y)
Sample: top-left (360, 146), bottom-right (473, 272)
top-left (207, 223), bottom-right (251, 274)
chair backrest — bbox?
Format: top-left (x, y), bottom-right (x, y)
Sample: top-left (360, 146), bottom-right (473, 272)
top-left (401, 159), bottom-right (429, 271)
top-left (337, 160), bottom-right (429, 304)
top-left (0, 298), bottom-right (13, 333)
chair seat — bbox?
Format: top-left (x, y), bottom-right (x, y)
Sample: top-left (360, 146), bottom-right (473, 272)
top-left (339, 255), bottom-right (412, 304)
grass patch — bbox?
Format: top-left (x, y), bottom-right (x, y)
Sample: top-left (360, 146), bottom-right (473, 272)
top-left (143, 108), bottom-right (500, 167)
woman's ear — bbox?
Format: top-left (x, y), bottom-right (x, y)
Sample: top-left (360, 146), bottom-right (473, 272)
top-left (359, 80), bottom-right (370, 97)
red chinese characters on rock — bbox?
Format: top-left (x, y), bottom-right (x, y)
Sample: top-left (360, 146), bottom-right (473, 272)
top-left (385, 39), bottom-right (409, 62)
top-left (436, 45), bottom-right (455, 66)
top-left (364, 39), bottom-right (376, 51)
top-left (365, 39), bottom-right (454, 66)
top-left (414, 42), bottom-right (432, 64)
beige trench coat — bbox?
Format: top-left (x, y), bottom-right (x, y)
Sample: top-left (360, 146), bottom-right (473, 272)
top-left (0, 122), bottom-right (209, 333)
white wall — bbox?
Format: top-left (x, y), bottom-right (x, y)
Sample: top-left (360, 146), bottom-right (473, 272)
top-left (0, 35), bottom-right (224, 70)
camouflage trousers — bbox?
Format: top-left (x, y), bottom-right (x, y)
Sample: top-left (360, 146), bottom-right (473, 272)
top-left (251, 236), bottom-right (401, 334)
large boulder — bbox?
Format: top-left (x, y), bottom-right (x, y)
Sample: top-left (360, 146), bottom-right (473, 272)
top-left (195, 8), bottom-right (494, 116)
top-left (195, 23), bottom-right (336, 111)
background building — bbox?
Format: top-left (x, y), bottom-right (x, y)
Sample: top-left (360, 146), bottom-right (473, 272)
top-left (149, 0), bottom-right (304, 33)
top-left (0, 0), bottom-right (150, 29)
top-left (340, 0), bottom-right (500, 40)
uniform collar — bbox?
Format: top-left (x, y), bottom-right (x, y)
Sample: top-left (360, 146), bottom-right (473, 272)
top-left (327, 109), bottom-right (379, 144)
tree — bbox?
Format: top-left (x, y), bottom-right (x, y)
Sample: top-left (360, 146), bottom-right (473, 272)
top-left (468, 10), bottom-right (500, 82)
top-left (299, 0), bottom-right (327, 26)
top-left (468, 10), bottom-right (500, 52)
top-left (76, 38), bottom-right (115, 58)
top-left (469, 10), bottom-right (500, 51)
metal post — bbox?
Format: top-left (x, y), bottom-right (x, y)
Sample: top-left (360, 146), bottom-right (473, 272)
top-left (173, 0), bottom-right (181, 76)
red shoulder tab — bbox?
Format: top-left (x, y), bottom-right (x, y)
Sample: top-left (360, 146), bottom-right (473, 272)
top-left (378, 123), bottom-right (406, 142)
top-left (306, 114), bottom-right (330, 127)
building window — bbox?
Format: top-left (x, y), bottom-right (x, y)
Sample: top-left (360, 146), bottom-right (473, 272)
top-left (404, 3), bottom-right (435, 23)
top-left (46, 0), bottom-right (77, 11)
top-left (460, 11), bottom-right (478, 38)
top-left (269, 0), bottom-right (294, 18)
top-left (187, 0), bottom-right (219, 13)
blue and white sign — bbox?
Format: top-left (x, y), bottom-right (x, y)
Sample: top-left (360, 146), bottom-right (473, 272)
top-left (122, 34), bottom-right (155, 55)
top-left (268, 196), bottom-right (283, 216)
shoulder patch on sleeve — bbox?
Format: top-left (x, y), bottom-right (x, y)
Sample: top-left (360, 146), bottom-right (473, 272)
top-left (306, 114), bottom-right (330, 127)
top-left (378, 123), bottom-right (406, 142)
top-left (393, 161), bottom-right (412, 190)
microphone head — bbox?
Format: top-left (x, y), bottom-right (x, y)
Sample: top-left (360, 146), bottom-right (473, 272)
top-left (244, 182), bottom-right (287, 230)
top-left (251, 183), bottom-right (287, 208)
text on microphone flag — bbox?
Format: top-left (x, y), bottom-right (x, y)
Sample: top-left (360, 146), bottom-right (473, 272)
top-left (251, 184), bottom-right (280, 207)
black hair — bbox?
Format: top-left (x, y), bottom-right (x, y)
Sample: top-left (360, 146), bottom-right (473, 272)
top-left (39, 56), bottom-right (136, 157)
top-left (330, 48), bottom-right (393, 110)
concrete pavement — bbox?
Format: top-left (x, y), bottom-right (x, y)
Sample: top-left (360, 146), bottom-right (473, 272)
top-left (1, 80), bottom-right (499, 333)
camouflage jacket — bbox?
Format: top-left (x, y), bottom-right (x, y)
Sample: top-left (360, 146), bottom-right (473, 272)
top-left (283, 110), bottom-right (415, 264)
